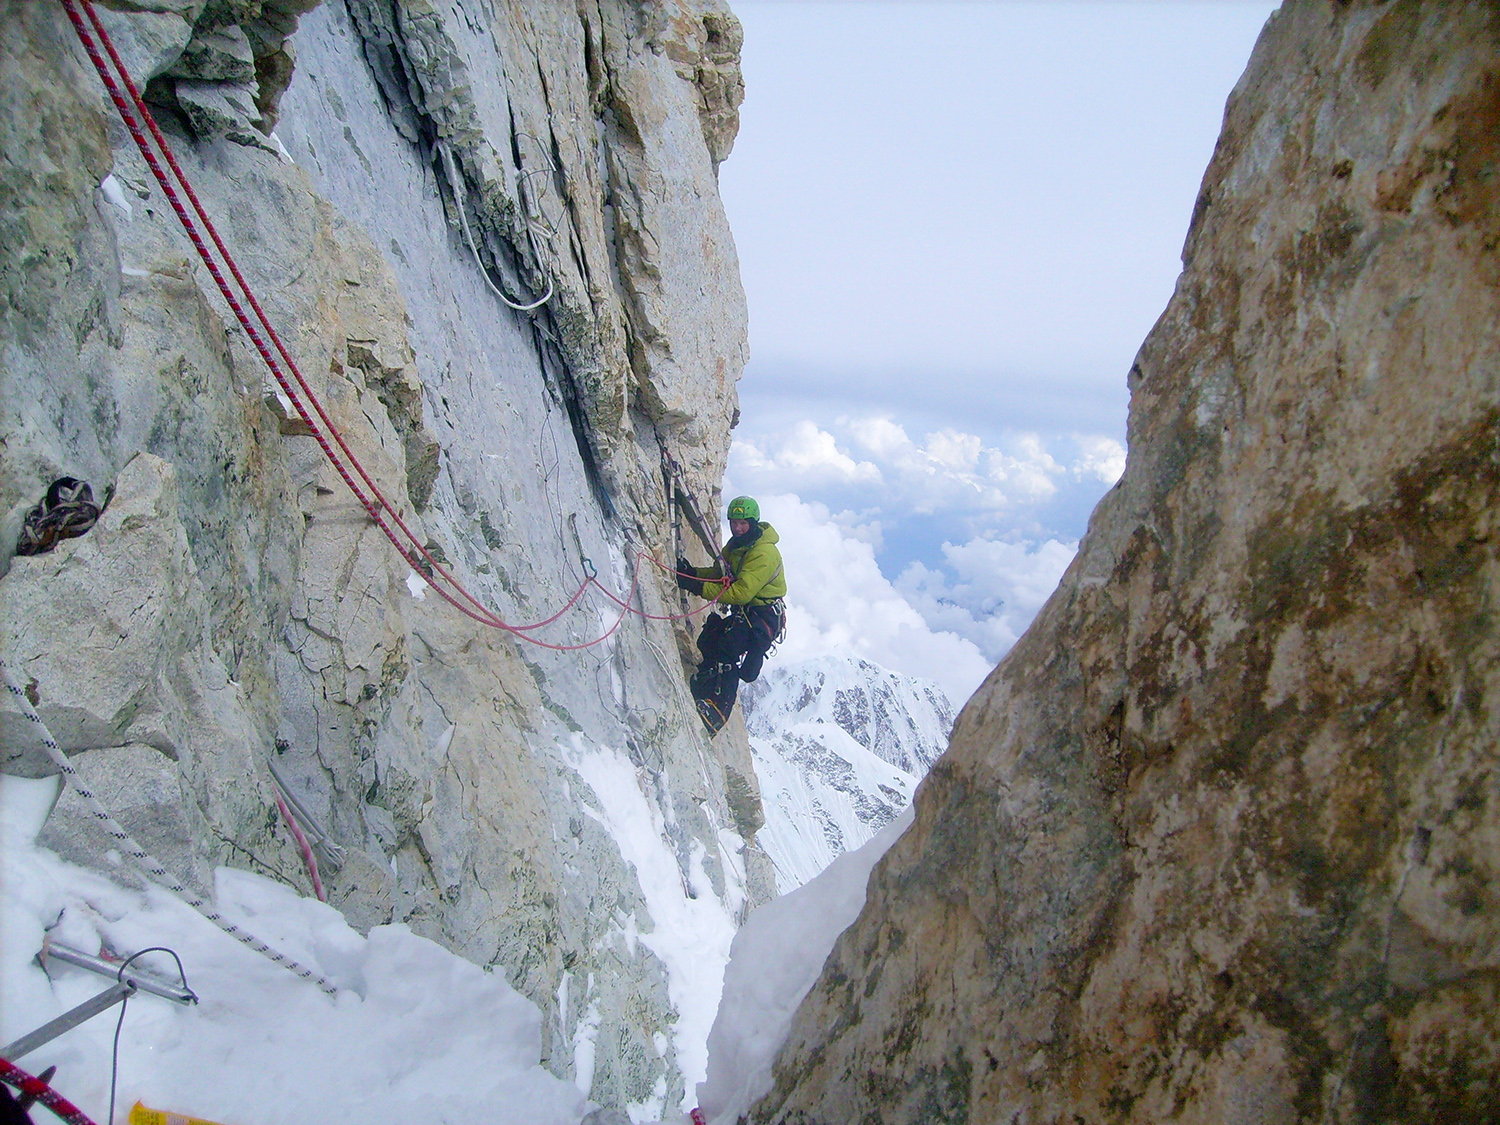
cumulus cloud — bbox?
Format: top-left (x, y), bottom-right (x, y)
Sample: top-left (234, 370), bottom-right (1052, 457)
top-left (730, 492), bottom-right (994, 706)
top-left (732, 420), bottom-right (881, 489)
top-left (723, 414), bottom-right (1123, 694)
top-left (732, 415), bottom-right (1119, 526)
top-left (845, 416), bottom-right (910, 458)
top-left (984, 434), bottom-right (1062, 503)
top-left (896, 536), bottom-right (1079, 662)
top-left (1073, 434), bottom-right (1128, 483)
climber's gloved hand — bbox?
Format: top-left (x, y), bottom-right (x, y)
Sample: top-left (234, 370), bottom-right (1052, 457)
top-left (674, 558), bottom-right (704, 595)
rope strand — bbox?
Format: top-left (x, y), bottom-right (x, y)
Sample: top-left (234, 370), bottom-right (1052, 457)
top-left (60, 0), bottom-right (724, 655)
top-left (2, 658), bottom-right (338, 997)
top-left (0, 1058), bottom-right (99, 1125)
top-left (273, 791), bottom-right (325, 902)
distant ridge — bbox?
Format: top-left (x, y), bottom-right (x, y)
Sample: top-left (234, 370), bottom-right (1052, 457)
top-left (742, 654), bottom-right (951, 892)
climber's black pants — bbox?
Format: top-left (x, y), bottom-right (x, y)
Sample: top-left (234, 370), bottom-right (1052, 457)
top-left (691, 603), bottom-right (784, 731)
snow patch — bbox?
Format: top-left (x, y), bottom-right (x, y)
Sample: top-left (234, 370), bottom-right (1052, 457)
top-left (697, 804), bottom-right (915, 1124)
top-left (100, 174), bottom-right (133, 221)
top-left (561, 737), bottom-right (738, 1116)
top-left (742, 654), bottom-right (950, 892)
top-left (1, 774), bottom-right (589, 1125)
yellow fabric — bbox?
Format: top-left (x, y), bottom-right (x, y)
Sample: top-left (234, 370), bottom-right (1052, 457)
top-left (130, 1103), bottom-right (233, 1125)
top-left (689, 522), bottom-right (786, 606)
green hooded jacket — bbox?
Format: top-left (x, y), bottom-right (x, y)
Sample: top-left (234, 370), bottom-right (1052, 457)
top-left (690, 522), bottom-right (787, 606)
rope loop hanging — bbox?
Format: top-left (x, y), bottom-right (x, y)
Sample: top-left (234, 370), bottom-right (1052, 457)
top-left (60, 0), bottom-right (723, 653)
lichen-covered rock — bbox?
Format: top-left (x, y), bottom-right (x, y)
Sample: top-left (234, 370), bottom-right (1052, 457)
top-left (167, 22), bottom-right (257, 81)
top-left (173, 77), bottom-right (264, 142)
top-left (754, 3), bottom-right (1500, 1123)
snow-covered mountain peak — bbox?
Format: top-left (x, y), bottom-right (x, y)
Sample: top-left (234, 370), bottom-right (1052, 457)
top-left (743, 654), bottom-right (953, 776)
top-left (741, 655), bottom-right (954, 893)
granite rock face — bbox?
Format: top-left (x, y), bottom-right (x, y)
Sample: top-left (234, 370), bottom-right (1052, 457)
top-left (754, 4), bottom-right (1500, 1123)
top-left (1, 0), bottom-right (763, 1112)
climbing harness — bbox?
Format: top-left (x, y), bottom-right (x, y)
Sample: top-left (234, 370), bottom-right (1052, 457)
top-left (1, 656), bottom-right (339, 997)
top-left (60, 0), bottom-right (714, 653)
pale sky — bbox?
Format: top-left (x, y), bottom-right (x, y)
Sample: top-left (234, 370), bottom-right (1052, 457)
top-left (718, 1), bottom-right (1279, 703)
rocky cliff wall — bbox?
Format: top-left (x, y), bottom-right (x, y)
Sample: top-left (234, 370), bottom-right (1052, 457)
top-left (754, 3), bottom-right (1500, 1123)
top-left (0, 0), bottom-right (767, 1112)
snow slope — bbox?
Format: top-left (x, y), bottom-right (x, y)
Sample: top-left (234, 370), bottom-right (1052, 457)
top-left (741, 655), bottom-right (952, 892)
top-left (0, 772), bottom-right (588, 1125)
top-left (697, 806), bottom-right (915, 1125)
top-left (2, 659), bottom-right (946, 1125)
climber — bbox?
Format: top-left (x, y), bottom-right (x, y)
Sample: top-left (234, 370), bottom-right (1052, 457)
top-left (676, 496), bottom-right (787, 735)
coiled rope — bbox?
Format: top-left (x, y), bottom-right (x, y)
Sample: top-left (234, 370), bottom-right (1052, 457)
top-left (1, 657), bottom-right (339, 997)
top-left (59, 0), bottom-right (716, 653)
top-left (0, 1058), bottom-right (98, 1125)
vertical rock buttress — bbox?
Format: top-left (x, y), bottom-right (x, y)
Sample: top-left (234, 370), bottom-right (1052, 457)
top-left (754, 3), bottom-right (1500, 1123)
top-left (1, 0), bottom-right (766, 1112)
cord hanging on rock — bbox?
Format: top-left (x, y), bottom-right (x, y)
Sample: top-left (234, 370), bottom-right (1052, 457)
top-left (60, 0), bottom-right (683, 652)
top-left (0, 657), bottom-right (339, 997)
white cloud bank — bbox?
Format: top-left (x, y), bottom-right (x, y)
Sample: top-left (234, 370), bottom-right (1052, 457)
top-left (725, 418), bottom-right (1123, 693)
top-left (743, 493), bottom-right (993, 706)
top-left (733, 417), bottom-right (1124, 526)
top-left (897, 536), bottom-right (1079, 662)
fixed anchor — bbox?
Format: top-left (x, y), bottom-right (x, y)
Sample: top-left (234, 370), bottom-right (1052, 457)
top-left (3, 940), bottom-right (198, 1061)
top-left (41, 941), bottom-right (197, 1005)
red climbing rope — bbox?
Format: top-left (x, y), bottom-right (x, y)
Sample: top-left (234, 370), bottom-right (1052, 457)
top-left (61, 0), bottom-right (508, 629)
top-left (274, 790), bottom-right (325, 902)
top-left (0, 1058), bottom-right (100, 1125)
top-left (604, 554), bottom-right (727, 622)
top-left (61, 0), bottom-right (719, 652)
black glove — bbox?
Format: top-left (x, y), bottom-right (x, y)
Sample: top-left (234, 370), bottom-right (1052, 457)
top-left (674, 557), bottom-right (704, 596)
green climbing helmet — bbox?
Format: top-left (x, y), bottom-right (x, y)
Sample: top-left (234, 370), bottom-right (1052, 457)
top-left (726, 495), bottom-right (760, 522)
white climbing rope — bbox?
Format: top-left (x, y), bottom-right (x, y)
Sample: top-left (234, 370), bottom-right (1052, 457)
top-left (1, 658), bottom-right (339, 997)
top-left (439, 141), bottom-right (554, 313)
